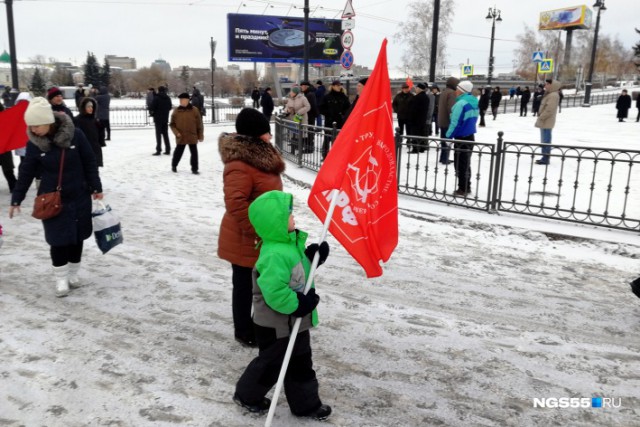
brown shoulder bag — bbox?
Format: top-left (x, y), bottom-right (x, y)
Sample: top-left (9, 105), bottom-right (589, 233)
top-left (32, 149), bottom-right (65, 220)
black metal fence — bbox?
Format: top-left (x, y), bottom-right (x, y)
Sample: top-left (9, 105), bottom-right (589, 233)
top-left (496, 91), bottom-right (619, 115)
top-left (274, 117), bottom-right (640, 233)
top-left (68, 104), bottom-right (245, 127)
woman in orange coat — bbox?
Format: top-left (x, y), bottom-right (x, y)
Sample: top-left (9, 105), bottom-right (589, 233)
top-left (218, 108), bottom-right (285, 347)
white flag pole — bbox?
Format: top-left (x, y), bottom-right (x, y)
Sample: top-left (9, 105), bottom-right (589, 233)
top-left (264, 189), bottom-right (340, 427)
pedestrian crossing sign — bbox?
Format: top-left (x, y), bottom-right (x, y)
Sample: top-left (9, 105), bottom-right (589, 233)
top-left (461, 65), bottom-right (474, 77)
top-left (532, 51), bottom-right (544, 63)
top-left (538, 59), bottom-right (553, 73)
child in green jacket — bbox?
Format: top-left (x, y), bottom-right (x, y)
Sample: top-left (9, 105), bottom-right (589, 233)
top-left (233, 190), bottom-right (331, 421)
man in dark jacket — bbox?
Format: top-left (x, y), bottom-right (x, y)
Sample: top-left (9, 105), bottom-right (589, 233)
top-left (344, 77), bottom-right (367, 124)
top-left (636, 93), bottom-right (640, 122)
top-left (490, 87), bottom-right (502, 120)
top-left (74, 84), bottom-right (85, 109)
top-left (532, 85), bottom-right (543, 116)
top-left (408, 83), bottom-right (429, 153)
top-left (151, 86), bottom-right (173, 155)
top-left (616, 90), bottom-right (632, 122)
top-left (251, 87), bottom-right (261, 109)
top-left (437, 76), bottom-right (460, 163)
top-left (47, 87), bottom-right (73, 119)
top-left (478, 86), bottom-right (491, 127)
top-left (300, 81), bottom-right (319, 153)
top-left (260, 87), bottom-right (274, 121)
top-left (95, 86), bottom-right (111, 141)
top-left (392, 83), bottom-right (413, 135)
top-left (191, 87), bottom-right (206, 117)
top-left (314, 80), bottom-right (326, 127)
top-left (520, 86), bottom-right (531, 117)
top-left (318, 80), bottom-right (350, 160)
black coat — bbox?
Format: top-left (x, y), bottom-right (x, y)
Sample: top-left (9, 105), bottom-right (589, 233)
top-left (260, 92), bottom-right (274, 117)
top-left (74, 98), bottom-right (103, 167)
top-left (12, 114), bottom-right (102, 247)
top-left (490, 91), bottom-right (502, 108)
top-left (191, 89), bottom-right (205, 116)
top-left (532, 91), bottom-right (543, 110)
top-left (251, 89), bottom-right (261, 101)
top-left (409, 91), bottom-right (430, 126)
top-left (616, 94), bottom-right (632, 119)
top-left (303, 88), bottom-right (319, 124)
top-left (520, 89), bottom-right (531, 105)
top-left (319, 90), bottom-right (350, 129)
top-left (95, 87), bottom-right (111, 121)
top-left (479, 91), bottom-right (491, 111)
top-left (392, 91), bottom-right (414, 120)
top-left (152, 92), bottom-right (173, 124)
top-left (51, 103), bottom-right (73, 119)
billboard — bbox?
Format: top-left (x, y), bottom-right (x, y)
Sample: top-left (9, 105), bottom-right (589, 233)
top-left (227, 13), bottom-right (344, 64)
top-left (539, 5), bottom-right (592, 30)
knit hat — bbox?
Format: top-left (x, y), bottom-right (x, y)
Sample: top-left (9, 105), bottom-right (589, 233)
top-left (331, 79), bottom-right (341, 85)
top-left (24, 97), bottom-right (55, 126)
top-left (178, 92), bottom-right (190, 99)
top-left (316, 80), bottom-right (323, 85)
top-left (47, 87), bottom-right (63, 100)
top-left (401, 83), bottom-right (410, 88)
top-left (457, 80), bottom-right (473, 93)
top-left (16, 92), bottom-right (32, 103)
top-left (300, 81), bottom-right (311, 86)
top-left (235, 108), bottom-right (271, 138)
top-left (416, 83), bottom-right (427, 90)
top-left (291, 86), bottom-right (300, 94)
top-left (358, 77), bottom-right (368, 86)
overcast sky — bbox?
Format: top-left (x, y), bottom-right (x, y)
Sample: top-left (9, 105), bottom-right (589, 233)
top-left (0, 0), bottom-right (637, 78)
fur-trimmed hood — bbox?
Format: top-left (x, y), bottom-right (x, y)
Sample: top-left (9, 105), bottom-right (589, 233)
top-left (218, 133), bottom-right (285, 174)
top-left (27, 112), bottom-right (75, 152)
top-left (79, 97), bottom-right (98, 118)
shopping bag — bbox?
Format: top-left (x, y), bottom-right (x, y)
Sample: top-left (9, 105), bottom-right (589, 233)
top-left (92, 201), bottom-right (123, 254)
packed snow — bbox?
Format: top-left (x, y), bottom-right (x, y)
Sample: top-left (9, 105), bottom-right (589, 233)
top-left (0, 100), bottom-right (639, 426)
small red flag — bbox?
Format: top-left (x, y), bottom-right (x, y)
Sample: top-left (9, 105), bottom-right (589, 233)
top-left (308, 39), bottom-right (398, 278)
top-left (0, 101), bottom-right (28, 154)
top-left (405, 76), bottom-right (414, 89)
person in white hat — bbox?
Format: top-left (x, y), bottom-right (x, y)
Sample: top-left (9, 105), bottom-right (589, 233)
top-left (446, 80), bottom-right (479, 197)
top-left (9, 97), bottom-right (104, 298)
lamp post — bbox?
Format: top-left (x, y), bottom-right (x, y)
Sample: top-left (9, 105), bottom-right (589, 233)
top-left (210, 38), bottom-right (217, 124)
top-left (485, 7), bottom-right (502, 86)
top-left (582, 0), bottom-right (606, 107)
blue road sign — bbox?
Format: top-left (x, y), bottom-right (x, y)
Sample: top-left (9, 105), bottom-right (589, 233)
top-left (532, 51), bottom-right (544, 63)
top-left (340, 49), bottom-right (354, 70)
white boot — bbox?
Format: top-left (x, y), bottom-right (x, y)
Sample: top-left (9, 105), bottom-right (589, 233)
top-left (52, 265), bottom-right (70, 298)
top-left (68, 262), bottom-right (81, 289)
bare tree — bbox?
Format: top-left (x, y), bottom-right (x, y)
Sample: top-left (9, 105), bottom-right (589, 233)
top-left (394, 0), bottom-right (456, 77)
top-left (634, 28), bottom-right (640, 72)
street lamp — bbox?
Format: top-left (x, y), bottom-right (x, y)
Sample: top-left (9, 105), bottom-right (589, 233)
top-left (210, 38), bottom-right (217, 124)
top-left (485, 6), bottom-right (502, 86)
top-left (582, 0), bottom-right (606, 107)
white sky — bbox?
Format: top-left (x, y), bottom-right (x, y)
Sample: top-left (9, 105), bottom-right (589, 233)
top-left (0, 0), bottom-right (637, 77)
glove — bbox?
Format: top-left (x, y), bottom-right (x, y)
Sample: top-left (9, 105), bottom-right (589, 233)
top-left (293, 114), bottom-right (303, 123)
top-left (291, 288), bottom-right (320, 317)
top-left (305, 242), bottom-right (330, 266)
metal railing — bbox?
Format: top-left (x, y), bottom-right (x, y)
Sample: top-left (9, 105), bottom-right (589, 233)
top-left (68, 104), bottom-right (245, 127)
top-left (496, 91), bottom-right (618, 115)
top-left (274, 117), bottom-right (640, 232)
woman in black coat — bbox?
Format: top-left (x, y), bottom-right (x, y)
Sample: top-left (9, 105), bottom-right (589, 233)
top-left (490, 87), bottom-right (502, 120)
top-left (616, 90), bottom-right (632, 122)
top-left (10, 97), bottom-right (103, 298)
top-left (478, 87), bottom-right (491, 127)
top-left (74, 97), bottom-right (104, 167)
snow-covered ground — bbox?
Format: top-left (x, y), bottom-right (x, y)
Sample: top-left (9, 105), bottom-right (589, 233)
top-left (0, 102), bottom-right (639, 426)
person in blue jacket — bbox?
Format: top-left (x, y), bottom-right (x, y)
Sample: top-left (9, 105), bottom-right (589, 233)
top-left (446, 80), bottom-right (479, 197)
top-left (9, 97), bottom-right (103, 298)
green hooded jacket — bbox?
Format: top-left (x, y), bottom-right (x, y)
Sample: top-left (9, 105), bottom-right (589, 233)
top-left (248, 190), bottom-right (318, 338)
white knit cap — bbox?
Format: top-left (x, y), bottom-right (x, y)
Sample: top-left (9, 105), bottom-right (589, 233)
top-left (16, 92), bottom-right (32, 103)
top-left (457, 80), bottom-right (473, 93)
top-left (24, 96), bottom-right (54, 126)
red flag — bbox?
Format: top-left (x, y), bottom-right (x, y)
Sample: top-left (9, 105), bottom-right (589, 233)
top-left (0, 101), bottom-right (28, 154)
top-left (405, 76), bottom-right (414, 89)
top-left (308, 39), bottom-right (398, 278)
